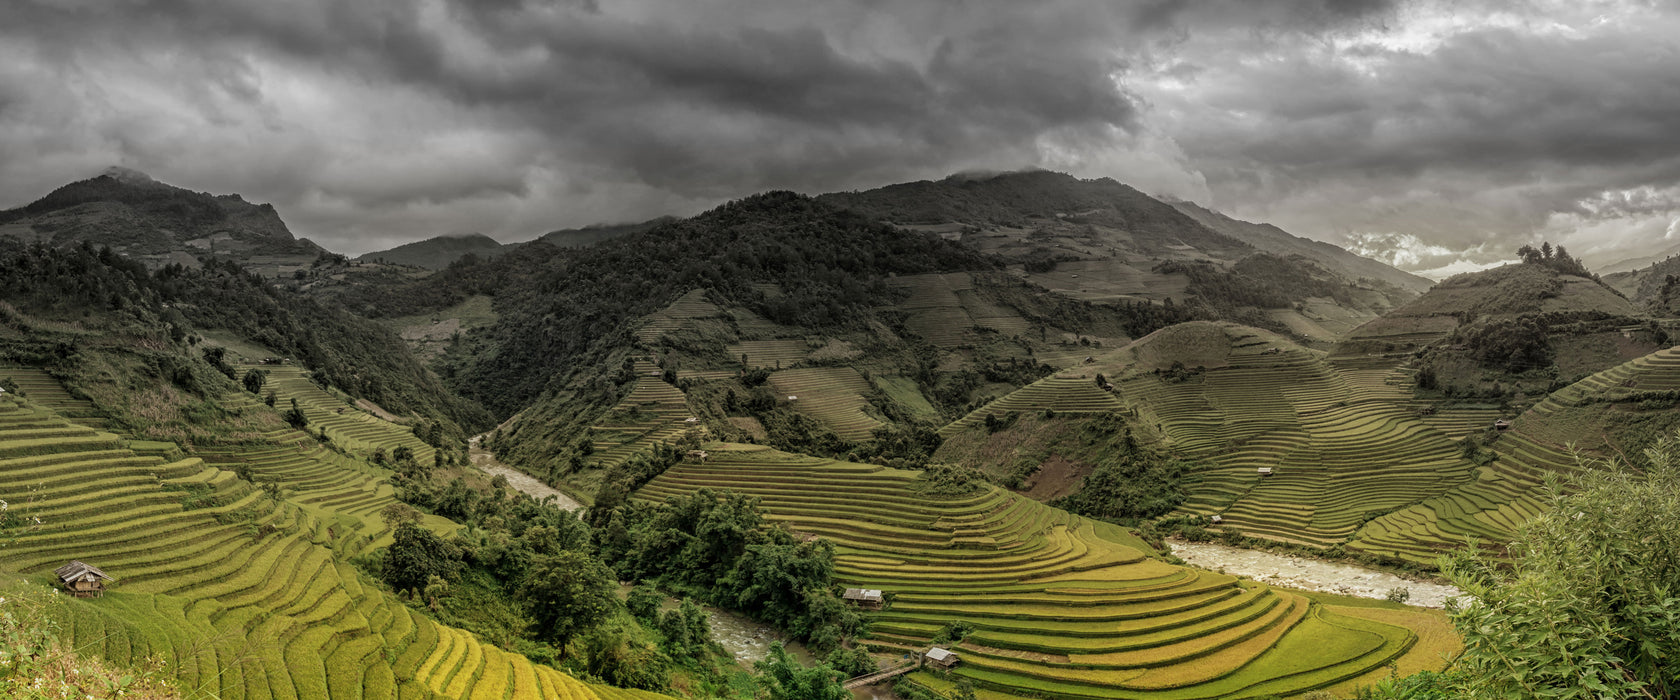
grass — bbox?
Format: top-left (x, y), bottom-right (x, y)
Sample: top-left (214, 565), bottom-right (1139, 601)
top-left (633, 443), bottom-right (1431, 699)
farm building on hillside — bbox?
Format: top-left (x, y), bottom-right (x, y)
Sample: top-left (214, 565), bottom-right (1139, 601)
top-left (1493, 419), bottom-right (1511, 431)
top-left (926, 647), bottom-right (960, 669)
top-left (55, 561), bottom-right (113, 598)
top-left (842, 588), bottom-right (884, 610)
top-left (1257, 467), bottom-right (1273, 476)
top-left (686, 450), bottom-right (709, 463)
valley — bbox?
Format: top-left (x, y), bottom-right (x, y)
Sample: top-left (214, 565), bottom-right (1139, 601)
top-left (2, 169), bottom-right (1676, 699)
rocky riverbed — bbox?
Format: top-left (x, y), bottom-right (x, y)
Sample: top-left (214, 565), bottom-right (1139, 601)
top-left (467, 435), bottom-right (585, 511)
top-left (1170, 541), bottom-right (1464, 608)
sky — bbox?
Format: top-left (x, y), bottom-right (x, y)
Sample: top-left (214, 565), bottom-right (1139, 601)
top-left (2, 0), bottom-right (1679, 276)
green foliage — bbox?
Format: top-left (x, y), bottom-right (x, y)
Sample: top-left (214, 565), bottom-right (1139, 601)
top-left (1353, 670), bottom-right (1458, 700)
top-left (1452, 316), bottom-right (1553, 371)
top-left (520, 550), bottom-right (620, 649)
top-left (753, 643), bottom-right (849, 700)
top-left (598, 488), bottom-right (858, 654)
top-left (657, 599), bottom-right (715, 661)
top-left (160, 482), bottom-right (226, 511)
top-left (581, 622), bottom-right (671, 691)
top-left (823, 646), bottom-right (875, 679)
top-left (933, 620), bottom-right (975, 645)
top-left (1439, 431), bottom-right (1680, 699)
top-left (240, 367), bottom-right (267, 394)
top-left (916, 463), bottom-right (990, 496)
top-left (1051, 418), bottom-right (1187, 521)
top-left (381, 522), bottom-right (463, 593)
top-left (626, 584), bottom-right (663, 624)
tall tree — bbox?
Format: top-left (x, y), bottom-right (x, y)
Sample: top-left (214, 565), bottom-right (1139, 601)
top-left (520, 550), bottom-right (619, 650)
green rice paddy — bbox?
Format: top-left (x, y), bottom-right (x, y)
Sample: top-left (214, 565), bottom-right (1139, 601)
top-left (0, 380), bottom-right (669, 700)
top-left (634, 444), bottom-right (1426, 699)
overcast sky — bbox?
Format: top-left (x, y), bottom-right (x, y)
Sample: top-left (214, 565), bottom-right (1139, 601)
top-left (3, 0), bottom-right (1678, 276)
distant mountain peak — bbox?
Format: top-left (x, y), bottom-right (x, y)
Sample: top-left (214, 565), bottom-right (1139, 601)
top-left (101, 166), bottom-right (156, 186)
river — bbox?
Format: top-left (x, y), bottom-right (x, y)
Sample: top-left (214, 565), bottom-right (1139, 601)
top-left (1169, 541), bottom-right (1464, 608)
top-left (467, 435), bottom-right (585, 511)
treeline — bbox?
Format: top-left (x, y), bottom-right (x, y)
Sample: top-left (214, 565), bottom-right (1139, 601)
top-left (0, 240), bottom-right (491, 435)
top-left (1516, 241), bottom-right (1595, 279)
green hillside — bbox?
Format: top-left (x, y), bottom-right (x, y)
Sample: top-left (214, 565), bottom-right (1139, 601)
top-left (939, 323), bottom-right (1490, 550)
top-left (633, 444), bottom-right (1437, 699)
top-left (1352, 343), bottom-right (1680, 562)
top-left (0, 386), bottom-right (667, 700)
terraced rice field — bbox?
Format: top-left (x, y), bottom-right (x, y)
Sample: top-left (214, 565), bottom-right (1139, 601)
top-left (766, 367), bottom-right (884, 440)
top-left (0, 365), bottom-right (108, 428)
top-left (727, 339), bottom-right (811, 369)
top-left (1351, 345), bottom-right (1680, 562)
top-left (941, 374), bottom-right (1127, 436)
top-left (635, 445), bottom-right (1426, 699)
top-left (252, 365), bottom-right (437, 466)
top-left (591, 360), bottom-right (697, 469)
top-left (0, 388), bottom-right (668, 700)
top-left (1119, 344), bottom-right (1475, 547)
top-left (637, 289), bottom-right (722, 344)
top-left (894, 273), bottom-right (980, 347)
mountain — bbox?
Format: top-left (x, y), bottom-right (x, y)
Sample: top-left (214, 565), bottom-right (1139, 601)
top-left (819, 170), bottom-right (1424, 344)
top-left (356, 233), bottom-right (510, 269)
top-left (1600, 241), bottom-right (1680, 275)
top-left (538, 217), bottom-right (675, 248)
top-left (0, 167), bottom-right (324, 270)
top-left (1166, 200), bottom-right (1434, 295)
top-left (1333, 256), bottom-right (1659, 410)
top-left (1603, 254), bottom-right (1680, 313)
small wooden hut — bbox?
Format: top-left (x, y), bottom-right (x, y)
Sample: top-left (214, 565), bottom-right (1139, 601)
top-left (1257, 467), bottom-right (1273, 476)
top-left (1493, 419), bottom-right (1512, 431)
top-left (685, 449), bottom-right (710, 463)
top-left (842, 587), bottom-right (885, 610)
top-left (926, 647), bottom-right (960, 669)
top-left (55, 561), bottom-right (113, 598)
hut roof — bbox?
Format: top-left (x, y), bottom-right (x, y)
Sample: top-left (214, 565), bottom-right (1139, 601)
top-left (927, 648), bottom-right (956, 662)
top-left (55, 560), bottom-right (114, 583)
top-left (842, 587), bottom-right (883, 601)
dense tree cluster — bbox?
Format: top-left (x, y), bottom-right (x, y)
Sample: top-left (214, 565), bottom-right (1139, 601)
top-left (1052, 416), bottom-right (1188, 521)
top-left (1516, 241), bottom-right (1595, 278)
top-left (593, 488), bottom-right (861, 654)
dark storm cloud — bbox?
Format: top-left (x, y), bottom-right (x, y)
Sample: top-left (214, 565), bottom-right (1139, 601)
top-left (1, 0), bottom-right (1675, 267)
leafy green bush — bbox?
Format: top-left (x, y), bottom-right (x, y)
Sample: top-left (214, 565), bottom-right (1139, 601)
top-left (1439, 430), bottom-right (1680, 698)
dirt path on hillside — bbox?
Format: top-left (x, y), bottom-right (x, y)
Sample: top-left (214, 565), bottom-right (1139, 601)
top-left (1170, 541), bottom-right (1465, 608)
top-left (468, 435), bottom-right (584, 511)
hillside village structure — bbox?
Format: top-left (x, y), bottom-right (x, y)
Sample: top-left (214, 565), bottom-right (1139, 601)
top-left (842, 587), bottom-right (884, 610)
top-left (55, 560), bottom-right (113, 598)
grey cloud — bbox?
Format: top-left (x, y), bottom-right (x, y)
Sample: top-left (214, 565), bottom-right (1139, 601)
top-left (2, 0), bottom-right (1674, 266)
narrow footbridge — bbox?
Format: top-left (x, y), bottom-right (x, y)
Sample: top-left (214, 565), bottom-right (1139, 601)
top-left (843, 663), bottom-right (917, 689)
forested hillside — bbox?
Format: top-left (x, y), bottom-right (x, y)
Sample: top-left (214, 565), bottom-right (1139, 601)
top-left (0, 239), bottom-right (491, 438)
